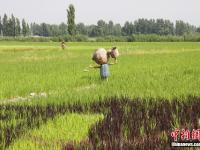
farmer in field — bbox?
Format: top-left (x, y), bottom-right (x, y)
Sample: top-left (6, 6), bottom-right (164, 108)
top-left (91, 48), bottom-right (110, 80)
top-left (88, 47), bottom-right (119, 80)
top-left (61, 40), bottom-right (65, 50)
top-left (92, 47), bottom-right (120, 65)
top-left (107, 47), bottom-right (120, 64)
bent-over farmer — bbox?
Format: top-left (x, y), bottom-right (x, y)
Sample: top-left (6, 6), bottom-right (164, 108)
top-left (61, 40), bottom-right (65, 50)
top-left (92, 48), bottom-right (110, 80)
top-left (107, 47), bottom-right (119, 64)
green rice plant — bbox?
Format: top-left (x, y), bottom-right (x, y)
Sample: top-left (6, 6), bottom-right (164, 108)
top-left (8, 113), bottom-right (103, 150)
top-left (0, 42), bottom-right (200, 104)
top-left (0, 41), bottom-right (200, 149)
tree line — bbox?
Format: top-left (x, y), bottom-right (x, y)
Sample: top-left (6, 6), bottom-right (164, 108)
top-left (0, 4), bottom-right (200, 38)
top-left (1, 16), bottom-right (200, 38)
top-left (0, 14), bottom-right (30, 37)
top-left (28, 18), bottom-right (200, 37)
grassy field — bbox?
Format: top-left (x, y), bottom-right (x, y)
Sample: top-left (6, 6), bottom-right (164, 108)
top-left (0, 41), bottom-right (200, 149)
top-left (0, 42), bottom-right (200, 104)
top-left (8, 113), bottom-right (103, 150)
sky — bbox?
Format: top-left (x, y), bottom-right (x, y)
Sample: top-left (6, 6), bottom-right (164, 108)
top-left (0, 0), bottom-right (199, 26)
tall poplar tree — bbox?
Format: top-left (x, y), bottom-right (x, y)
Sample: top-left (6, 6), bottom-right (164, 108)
top-left (15, 18), bottom-right (21, 36)
top-left (3, 14), bottom-right (8, 36)
top-left (22, 19), bottom-right (27, 36)
top-left (67, 4), bottom-right (75, 35)
top-left (0, 16), bottom-right (2, 36)
top-left (26, 23), bottom-right (30, 36)
top-left (11, 14), bottom-right (16, 36)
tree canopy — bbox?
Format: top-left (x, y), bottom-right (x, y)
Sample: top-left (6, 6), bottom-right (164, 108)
top-left (67, 4), bottom-right (76, 36)
top-left (0, 7), bottom-right (199, 38)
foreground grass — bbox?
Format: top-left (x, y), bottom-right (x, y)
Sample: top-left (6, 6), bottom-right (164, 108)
top-left (8, 113), bottom-right (103, 150)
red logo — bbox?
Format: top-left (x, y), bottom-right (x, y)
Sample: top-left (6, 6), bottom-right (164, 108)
top-left (171, 129), bottom-right (200, 142)
top-left (191, 129), bottom-right (200, 141)
top-left (171, 129), bottom-right (180, 141)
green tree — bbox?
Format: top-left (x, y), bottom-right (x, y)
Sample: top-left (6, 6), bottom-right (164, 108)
top-left (49, 25), bottom-right (60, 36)
top-left (175, 20), bottom-right (194, 36)
top-left (0, 16), bottom-right (2, 36)
top-left (2, 14), bottom-right (8, 36)
top-left (97, 20), bottom-right (106, 36)
top-left (11, 14), bottom-right (16, 36)
top-left (155, 19), bottom-right (165, 35)
top-left (197, 27), bottom-right (200, 33)
top-left (113, 24), bottom-right (122, 36)
top-left (163, 20), bottom-right (174, 35)
top-left (26, 23), bottom-right (30, 36)
top-left (15, 18), bottom-right (21, 36)
top-left (7, 18), bottom-right (13, 36)
top-left (148, 19), bottom-right (157, 34)
top-left (41, 23), bottom-right (49, 37)
top-left (108, 21), bottom-right (114, 35)
top-left (31, 23), bottom-right (42, 36)
top-left (67, 4), bottom-right (76, 35)
top-left (76, 23), bottom-right (87, 35)
top-left (134, 19), bottom-right (149, 34)
top-left (59, 22), bottom-right (67, 35)
top-left (155, 19), bottom-right (174, 35)
top-left (122, 21), bottom-right (135, 35)
top-left (22, 19), bottom-right (27, 36)
top-left (89, 25), bottom-right (102, 37)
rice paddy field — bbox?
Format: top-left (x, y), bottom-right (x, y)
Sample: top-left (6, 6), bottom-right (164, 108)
top-left (0, 41), bottom-right (200, 149)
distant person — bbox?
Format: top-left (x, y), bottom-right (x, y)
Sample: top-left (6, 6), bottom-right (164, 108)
top-left (61, 40), bottom-right (65, 50)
